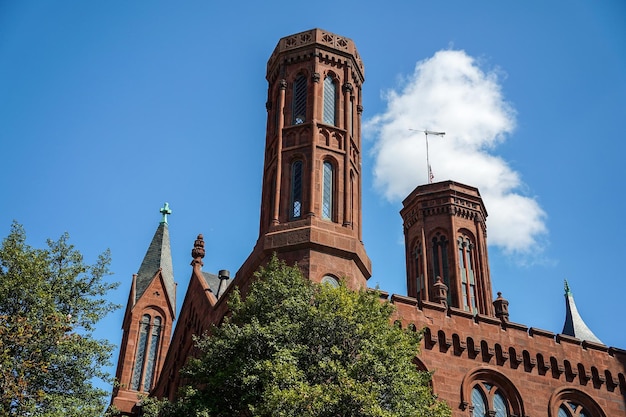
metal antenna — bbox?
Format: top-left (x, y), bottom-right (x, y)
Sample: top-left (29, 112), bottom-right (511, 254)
top-left (409, 129), bottom-right (445, 183)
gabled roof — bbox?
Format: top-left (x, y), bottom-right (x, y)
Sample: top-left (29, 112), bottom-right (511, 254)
top-left (561, 280), bottom-right (602, 344)
top-left (135, 221), bottom-right (176, 313)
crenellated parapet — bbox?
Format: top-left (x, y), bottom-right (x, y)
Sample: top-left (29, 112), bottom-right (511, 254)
top-left (401, 181), bottom-right (487, 232)
top-left (267, 29), bottom-right (364, 86)
top-left (385, 292), bottom-right (626, 399)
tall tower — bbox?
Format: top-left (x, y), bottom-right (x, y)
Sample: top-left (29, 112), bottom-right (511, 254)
top-left (244, 29), bottom-right (371, 289)
top-left (111, 204), bottom-right (176, 415)
top-left (400, 181), bottom-right (494, 315)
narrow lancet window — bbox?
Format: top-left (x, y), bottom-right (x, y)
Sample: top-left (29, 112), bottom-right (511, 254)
top-left (131, 314), bottom-right (163, 392)
top-left (131, 314), bottom-right (151, 391)
top-left (292, 75), bottom-right (307, 125)
top-left (414, 243), bottom-right (425, 300)
top-left (322, 161), bottom-right (333, 220)
top-left (290, 161), bottom-right (303, 219)
top-left (459, 235), bottom-right (478, 313)
top-left (323, 76), bottom-right (336, 125)
top-left (143, 316), bottom-right (162, 391)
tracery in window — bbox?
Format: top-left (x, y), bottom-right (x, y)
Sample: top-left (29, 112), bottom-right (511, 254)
top-left (292, 75), bottom-right (307, 125)
top-left (461, 368), bottom-right (525, 417)
top-left (458, 234), bottom-right (478, 313)
top-left (558, 403), bottom-right (591, 417)
top-left (131, 314), bottom-right (163, 392)
top-left (323, 75), bottom-right (336, 125)
top-left (471, 382), bottom-right (509, 417)
top-left (322, 161), bottom-right (334, 220)
top-left (549, 388), bottom-right (603, 417)
top-left (290, 160), bottom-right (303, 219)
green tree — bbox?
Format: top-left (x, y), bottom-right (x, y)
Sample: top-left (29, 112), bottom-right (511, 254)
top-left (0, 222), bottom-right (119, 416)
top-left (148, 255), bottom-right (450, 417)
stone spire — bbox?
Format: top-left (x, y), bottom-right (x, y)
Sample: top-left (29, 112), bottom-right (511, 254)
top-left (135, 203), bottom-right (176, 312)
top-left (561, 280), bottom-right (602, 344)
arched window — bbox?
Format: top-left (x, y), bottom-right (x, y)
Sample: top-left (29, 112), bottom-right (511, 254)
top-left (549, 388), bottom-right (605, 417)
top-left (458, 234), bottom-right (478, 313)
top-left (290, 160), bottom-right (303, 219)
top-left (131, 314), bottom-right (163, 392)
top-left (143, 316), bottom-right (162, 390)
top-left (413, 242), bottom-right (425, 300)
top-left (321, 275), bottom-right (339, 287)
top-left (471, 383), bottom-right (509, 416)
top-left (323, 75), bottom-right (336, 125)
top-left (292, 75), bottom-right (307, 125)
top-left (431, 233), bottom-right (450, 306)
top-left (461, 368), bottom-right (525, 417)
top-left (322, 161), bottom-right (334, 220)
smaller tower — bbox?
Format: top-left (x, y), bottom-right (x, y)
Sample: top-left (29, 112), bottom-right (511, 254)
top-left (111, 204), bottom-right (176, 415)
top-left (561, 280), bottom-right (602, 344)
top-left (400, 181), bottom-right (494, 315)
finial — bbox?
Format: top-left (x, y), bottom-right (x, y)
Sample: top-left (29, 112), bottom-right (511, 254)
top-left (433, 276), bottom-right (448, 309)
top-left (564, 279), bottom-right (571, 296)
top-left (160, 202), bottom-right (172, 224)
top-left (493, 291), bottom-right (509, 323)
top-left (191, 234), bottom-right (205, 266)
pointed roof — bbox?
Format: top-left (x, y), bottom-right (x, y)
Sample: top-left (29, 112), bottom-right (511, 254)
top-left (135, 204), bottom-right (176, 312)
top-left (561, 280), bottom-right (602, 344)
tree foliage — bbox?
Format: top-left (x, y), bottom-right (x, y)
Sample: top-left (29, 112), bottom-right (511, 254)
top-left (0, 222), bottom-right (119, 416)
top-left (148, 255), bottom-right (450, 417)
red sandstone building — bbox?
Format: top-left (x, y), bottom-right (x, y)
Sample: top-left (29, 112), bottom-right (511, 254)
top-left (110, 29), bottom-right (626, 417)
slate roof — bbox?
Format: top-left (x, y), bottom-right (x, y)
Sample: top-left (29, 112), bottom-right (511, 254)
top-left (202, 271), bottom-right (232, 299)
top-left (561, 281), bottom-right (602, 344)
top-left (135, 222), bottom-right (176, 313)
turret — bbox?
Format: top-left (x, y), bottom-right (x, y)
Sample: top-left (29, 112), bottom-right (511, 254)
top-left (400, 181), bottom-right (494, 315)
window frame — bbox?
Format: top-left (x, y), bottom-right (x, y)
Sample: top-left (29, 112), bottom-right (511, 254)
top-left (460, 368), bottom-right (525, 417)
top-left (548, 387), bottom-right (605, 417)
top-left (292, 74), bottom-right (307, 125)
top-left (290, 160), bottom-right (303, 220)
top-left (322, 160), bottom-right (335, 221)
top-left (130, 313), bottom-right (163, 392)
top-left (323, 74), bottom-right (337, 126)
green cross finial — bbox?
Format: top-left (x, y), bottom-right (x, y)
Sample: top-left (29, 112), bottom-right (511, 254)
top-left (160, 202), bottom-right (172, 224)
top-left (564, 279), bottom-right (571, 296)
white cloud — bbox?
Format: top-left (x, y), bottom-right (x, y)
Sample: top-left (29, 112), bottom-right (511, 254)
top-left (365, 50), bottom-right (547, 254)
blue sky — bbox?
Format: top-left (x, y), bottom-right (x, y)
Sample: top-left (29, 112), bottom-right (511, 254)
top-left (1, 1), bottom-right (625, 394)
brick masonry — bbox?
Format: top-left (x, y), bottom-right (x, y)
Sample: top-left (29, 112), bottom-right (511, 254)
top-left (112, 30), bottom-right (626, 417)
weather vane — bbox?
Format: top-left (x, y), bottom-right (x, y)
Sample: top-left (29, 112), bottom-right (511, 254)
top-left (409, 129), bottom-right (445, 184)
